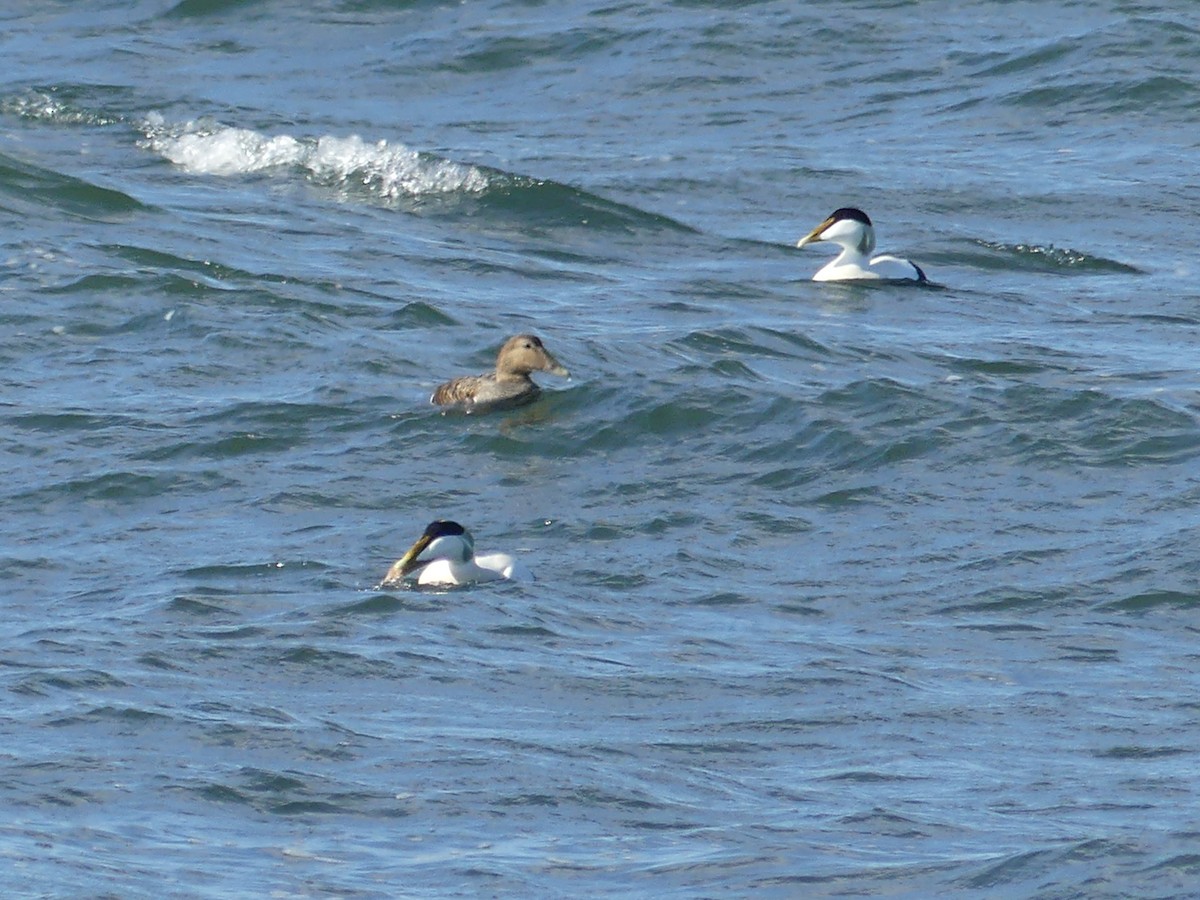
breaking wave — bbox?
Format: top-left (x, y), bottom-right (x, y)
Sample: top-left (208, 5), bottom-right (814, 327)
top-left (139, 114), bottom-right (492, 199)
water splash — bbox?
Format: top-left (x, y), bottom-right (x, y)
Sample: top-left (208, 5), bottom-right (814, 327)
top-left (996, 242), bottom-right (1091, 267)
top-left (971, 239), bottom-right (1141, 274)
top-left (139, 114), bottom-right (492, 198)
top-left (0, 90), bottom-right (120, 126)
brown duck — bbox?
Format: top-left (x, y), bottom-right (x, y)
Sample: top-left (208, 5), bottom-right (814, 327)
top-left (430, 334), bottom-right (570, 411)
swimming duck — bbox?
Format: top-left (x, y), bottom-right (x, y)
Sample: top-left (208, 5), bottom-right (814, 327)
top-left (796, 207), bottom-right (926, 282)
top-left (380, 520), bottom-right (530, 587)
top-left (431, 334), bottom-right (569, 411)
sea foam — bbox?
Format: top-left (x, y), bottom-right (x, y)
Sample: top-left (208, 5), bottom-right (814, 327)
top-left (140, 114), bottom-right (491, 198)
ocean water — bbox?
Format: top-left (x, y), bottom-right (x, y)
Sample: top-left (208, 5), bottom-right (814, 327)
top-left (3, 0), bottom-right (1200, 896)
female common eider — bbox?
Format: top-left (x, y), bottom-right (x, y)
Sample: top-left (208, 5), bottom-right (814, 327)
top-left (431, 334), bottom-right (569, 411)
top-left (796, 207), bottom-right (926, 282)
top-left (381, 520), bottom-right (531, 587)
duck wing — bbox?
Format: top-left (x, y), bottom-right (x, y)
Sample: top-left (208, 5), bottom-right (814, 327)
top-left (431, 373), bottom-right (495, 406)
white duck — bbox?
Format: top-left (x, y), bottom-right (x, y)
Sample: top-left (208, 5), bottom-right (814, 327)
top-left (381, 520), bottom-right (531, 587)
top-left (796, 207), bottom-right (926, 282)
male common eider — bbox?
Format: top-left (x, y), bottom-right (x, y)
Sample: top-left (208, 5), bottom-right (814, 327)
top-left (381, 520), bottom-right (531, 587)
top-left (796, 207), bottom-right (926, 282)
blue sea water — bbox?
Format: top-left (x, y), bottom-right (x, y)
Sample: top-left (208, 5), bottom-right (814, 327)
top-left (3, 1), bottom-right (1200, 896)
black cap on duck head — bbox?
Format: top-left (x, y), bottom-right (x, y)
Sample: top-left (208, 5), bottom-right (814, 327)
top-left (829, 207), bottom-right (872, 226)
top-left (424, 520), bottom-right (467, 539)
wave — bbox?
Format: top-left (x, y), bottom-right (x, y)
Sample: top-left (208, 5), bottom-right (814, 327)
top-left (136, 114), bottom-right (695, 234)
top-left (1, 90), bottom-right (696, 234)
top-left (1098, 590), bottom-right (1200, 614)
top-left (0, 151), bottom-right (145, 220)
top-left (968, 16), bottom-right (1200, 119)
top-left (474, 174), bottom-right (696, 235)
top-left (942, 239), bottom-right (1142, 275)
top-left (162, 0), bottom-right (261, 19)
top-left (139, 113), bottom-right (492, 198)
top-left (0, 90), bottom-right (122, 127)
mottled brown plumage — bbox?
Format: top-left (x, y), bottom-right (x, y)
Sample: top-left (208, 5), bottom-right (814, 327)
top-left (430, 334), bottom-right (569, 410)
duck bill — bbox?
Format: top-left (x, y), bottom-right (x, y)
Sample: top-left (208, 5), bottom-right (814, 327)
top-left (394, 533), bottom-right (432, 577)
top-left (543, 355), bottom-right (570, 379)
top-left (796, 216), bottom-right (834, 249)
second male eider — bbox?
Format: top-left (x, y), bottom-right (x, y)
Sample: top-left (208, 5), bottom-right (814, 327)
top-left (431, 334), bottom-right (569, 411)
top-left (796, 207), bottom-right (926, 282)
top-left (380, 520), bottom-right (531, 587)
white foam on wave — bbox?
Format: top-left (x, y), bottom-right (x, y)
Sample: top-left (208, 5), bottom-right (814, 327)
top-left (140, 113), bottom-right (491, 198)
top-left (1, 90), bottom-right (119, 126)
